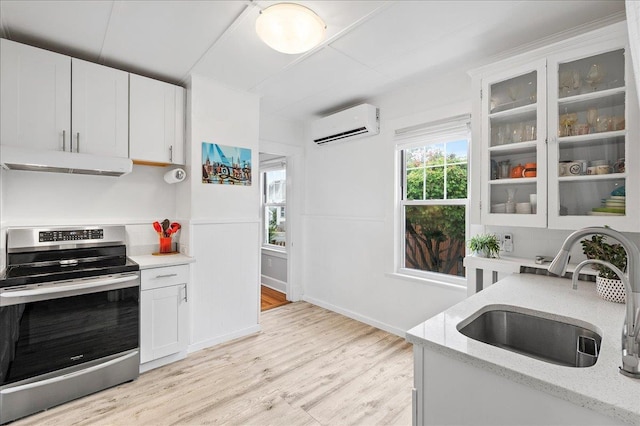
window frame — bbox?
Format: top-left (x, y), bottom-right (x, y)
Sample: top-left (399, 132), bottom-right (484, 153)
top-left (396, 122), bottom-right (470, 286)
top-left (261, 160), bottom-right (287, 252)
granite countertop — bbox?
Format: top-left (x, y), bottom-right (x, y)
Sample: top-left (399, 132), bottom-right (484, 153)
top-left (129, 254), bottom-right (195, 270)
top-left (406, 273), bottom-right (640, 425)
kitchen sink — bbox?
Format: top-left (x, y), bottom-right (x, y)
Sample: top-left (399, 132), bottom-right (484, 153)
top-left (458, 307), bottom-right (601, 368)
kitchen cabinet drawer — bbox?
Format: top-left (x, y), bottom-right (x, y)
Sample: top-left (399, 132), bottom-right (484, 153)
top-left (141, 264), bottom-right (189, 290)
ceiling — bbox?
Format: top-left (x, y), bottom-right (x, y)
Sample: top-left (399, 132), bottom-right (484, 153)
top-left (0, 1), bottom-right (626, 121)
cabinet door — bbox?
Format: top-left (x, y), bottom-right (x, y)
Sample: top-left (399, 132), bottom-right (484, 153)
top-left (140, 284), bottom-right (188, 363)
top-left (480, 60), bottom-right (547, 227)
top-left (130, 74), bottom-right (184, 164)
top-left (0, 39), bottom-right (71, 151)
top-left (130, 74), bottom-right (168, 163)
top-left (547, 40), bottom-right (638, 231)
top-left (172, 86), bottom-right (185, 164)
top-left (71, 58), bottom-right (129, 158)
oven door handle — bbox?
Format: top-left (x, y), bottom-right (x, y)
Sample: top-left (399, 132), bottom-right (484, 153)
top-left (1, 274), bottom-right (139, 301)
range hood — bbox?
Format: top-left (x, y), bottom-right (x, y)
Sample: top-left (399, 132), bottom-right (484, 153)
top-left (0, 145), bottom-right (133, 177)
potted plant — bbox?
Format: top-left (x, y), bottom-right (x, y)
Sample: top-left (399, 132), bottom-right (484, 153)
top-left (468, 234), bottom-right (501, 258)
top-left (580, 234), bottom-right (627, 303)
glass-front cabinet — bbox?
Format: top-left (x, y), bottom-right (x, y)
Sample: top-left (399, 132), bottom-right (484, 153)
top-left (548, 43), bottom-right (638, 231)
top-left (480, 60), bottom-right (547, 227)
top-left (476, 22), bottom-right (638, 231)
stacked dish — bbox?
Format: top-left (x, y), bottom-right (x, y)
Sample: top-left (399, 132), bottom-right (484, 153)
top-left (491, 203), bottom-right (506, 213)
top-left (589, 195), bottom-right (625, 216)
top-left (516, 202), bottom-right (531, 214)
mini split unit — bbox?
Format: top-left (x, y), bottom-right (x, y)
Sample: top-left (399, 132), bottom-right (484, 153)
top-left (311, 103), bottom-right (380, 144)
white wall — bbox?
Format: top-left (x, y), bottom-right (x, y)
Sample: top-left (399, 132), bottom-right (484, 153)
top-left (301, 71), bottom-right (471, 335)
top-left (187, 74), bottom-right (261, 352)
top-left (0, 163), bottom-right (177, 269)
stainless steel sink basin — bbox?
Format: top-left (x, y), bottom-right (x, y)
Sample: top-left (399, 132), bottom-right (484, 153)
top-left (458, 307), bottom-right (601, 368)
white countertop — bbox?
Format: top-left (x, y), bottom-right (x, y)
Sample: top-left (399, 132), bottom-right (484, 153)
top-left (129, 254), bottom-right (195, 269)
top-left (406, 273), bottom-right (640, 425)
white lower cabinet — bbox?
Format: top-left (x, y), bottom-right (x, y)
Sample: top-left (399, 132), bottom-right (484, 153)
top-left (140, 264), bottom-right (189, 369)
top-left (413, 345), bottom-right (623, 425)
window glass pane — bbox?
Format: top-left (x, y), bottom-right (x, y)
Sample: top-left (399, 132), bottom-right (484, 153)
top-left (406, 168), bottom-right (424, 200)
top-left (265, 206), bottom-right (286, 246)
top-left (425, 143), bottom-right (445, 166)
top-left (404, 205), bottom-right (466, 277)
top-left (425, 167), bottom-right (445, 199)
top-left (447, 139), bottom-right (468, 163)
top-left (406, 147), bottom-right (426, 168)
top-left (446, 164), bottom-right (468, 199)
top-left (265, 170), bottom-right (286, 203)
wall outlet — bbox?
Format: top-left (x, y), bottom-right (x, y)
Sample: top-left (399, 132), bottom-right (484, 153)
top-left (502, 233), bottom-right (513, 253)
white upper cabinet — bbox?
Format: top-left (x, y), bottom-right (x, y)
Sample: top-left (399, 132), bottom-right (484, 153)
top-left (1, 40), bottom-right (129, 159)
top-left (547, 41), bottom-right (638, 231)
top-left (129, 74), bottom-right (185, 165)
top-left (480, 60), bottom-right (548, 228)
top-left (71, 58), bottom-right (129, 158)
top-left (0, 38), bottom-right (71, 152)
top-left (472, 22), bottom-right (638, 231)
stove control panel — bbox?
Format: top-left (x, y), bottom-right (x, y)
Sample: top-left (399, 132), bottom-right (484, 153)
top-left (39, 229), bottom-right (104, 242)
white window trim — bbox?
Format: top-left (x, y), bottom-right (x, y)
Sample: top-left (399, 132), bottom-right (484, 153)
top-left (395, 115), bottom-right (471, 285)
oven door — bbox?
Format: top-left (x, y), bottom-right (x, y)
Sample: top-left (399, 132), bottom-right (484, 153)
top-left (0, 273), bottom-right (139, 387)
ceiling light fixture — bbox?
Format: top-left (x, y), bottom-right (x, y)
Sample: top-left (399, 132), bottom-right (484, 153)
top-left (256, 3), bottom-right (326, 54)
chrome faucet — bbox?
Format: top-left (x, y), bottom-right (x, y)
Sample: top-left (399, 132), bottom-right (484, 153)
top-left (548, 226), bottom-right (640, 379)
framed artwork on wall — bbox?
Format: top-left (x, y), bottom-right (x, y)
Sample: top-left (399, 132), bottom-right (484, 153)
top-left (202, 142), bottom-right (252, 185)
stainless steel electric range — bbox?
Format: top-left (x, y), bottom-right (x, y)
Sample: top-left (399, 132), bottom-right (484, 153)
top-left (0, 225), bottom-right (140, 424)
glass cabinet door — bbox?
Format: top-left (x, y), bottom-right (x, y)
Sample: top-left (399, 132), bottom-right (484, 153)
top-left (481, 60), bottom-right (547, 227)
top-left (548, 45), bottom-right (638, 231)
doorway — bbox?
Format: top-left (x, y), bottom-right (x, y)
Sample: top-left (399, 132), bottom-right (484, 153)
top-left (259, 153), bottom-right (289, 310)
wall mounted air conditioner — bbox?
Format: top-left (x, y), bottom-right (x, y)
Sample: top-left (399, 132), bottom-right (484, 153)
top-left (311, 103), bottom-right (380, 145)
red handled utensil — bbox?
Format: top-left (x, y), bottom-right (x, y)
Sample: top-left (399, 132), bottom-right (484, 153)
top-left (168, 222), bottom-right (181, 236)
top-left (152, 221), bottom-right (163, 236)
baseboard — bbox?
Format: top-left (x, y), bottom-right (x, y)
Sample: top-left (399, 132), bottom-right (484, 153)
top-left (302, 296), bottom-right (405, 337)
top-left (261, 275), bottom-right (286, 293)
top-left (187, 324), bottom-right (262, 354)
top-left (139, 350), bottom-right (187, 373)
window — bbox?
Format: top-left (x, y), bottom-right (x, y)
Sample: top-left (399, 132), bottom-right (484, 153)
top-left (397, 116), bottom-right (470, 280)
top-left (262, 164), bottom-right (286, 248)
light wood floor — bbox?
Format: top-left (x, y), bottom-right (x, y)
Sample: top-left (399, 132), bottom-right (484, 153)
top-left (261, 285), bottom-right (291, 311)
top-left (14, 302), bottom-right (413, 426)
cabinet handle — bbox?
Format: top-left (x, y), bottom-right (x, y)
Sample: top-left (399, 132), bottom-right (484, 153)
top-left (182, 284), bottom-right (188, 302)
top-left (169, 145), bottom-right (173, 162)
top-left (62, 130), bottom-right (66, 151)
top-left (76, 132), bottom-right (80, 153)
top-left (155, 273), bottom-right (177, 279)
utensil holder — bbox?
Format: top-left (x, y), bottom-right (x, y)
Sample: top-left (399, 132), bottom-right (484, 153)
top-left (159, 237), bottom-right (173, 253)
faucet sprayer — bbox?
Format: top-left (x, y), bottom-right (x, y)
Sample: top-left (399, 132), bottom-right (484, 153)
top-left (549, 226), bottom-right (640, 379)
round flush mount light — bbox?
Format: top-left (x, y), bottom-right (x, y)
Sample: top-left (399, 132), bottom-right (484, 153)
top-left (256, 3), bottom-right (326, 54)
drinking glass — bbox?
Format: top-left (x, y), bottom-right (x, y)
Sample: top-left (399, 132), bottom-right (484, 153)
top-left (587, 107), bottom-right (598, 133)
top-left (585, 64), bottom-right (604, 91)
